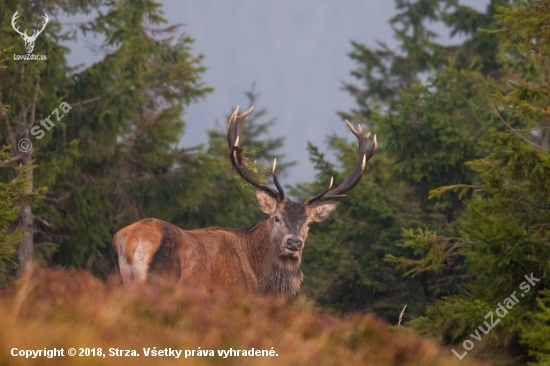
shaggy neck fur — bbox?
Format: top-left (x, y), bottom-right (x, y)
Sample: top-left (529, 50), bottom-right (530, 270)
top-left (245, 220), bottom-right (304, 297)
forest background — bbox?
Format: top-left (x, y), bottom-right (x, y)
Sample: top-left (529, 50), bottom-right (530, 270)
top-left (1, 0), bottom-right (549, 365)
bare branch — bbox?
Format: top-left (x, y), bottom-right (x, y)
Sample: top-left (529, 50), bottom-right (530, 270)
top-left (43, 192), bottom-right (70, 203)
top-left (0, 154), bottom-right (23, 168)
top-left (69, 96), bottom-right (101, 107)
top-left (35, 215), bottom-right (52, 227)
top-left (493, 106), bottom-right (547, 150)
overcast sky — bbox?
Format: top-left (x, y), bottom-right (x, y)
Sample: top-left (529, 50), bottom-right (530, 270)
top-left (64, 0), bottom-right (487, 186)
top-left (172, 0), bottom-right (396, 186)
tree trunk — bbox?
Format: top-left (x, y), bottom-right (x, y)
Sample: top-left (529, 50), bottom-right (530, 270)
top-left (16, 203), bottom-right (33, 273)
top-left (1, 74), bottom-right (38, 276)
top-left (16, 154), bottom-right (34, 274)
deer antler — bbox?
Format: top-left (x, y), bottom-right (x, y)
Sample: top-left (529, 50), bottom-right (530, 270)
top-left (306, 120), bottom-right (377, 205)
top-left (227, 106), bottom-right (285, 202)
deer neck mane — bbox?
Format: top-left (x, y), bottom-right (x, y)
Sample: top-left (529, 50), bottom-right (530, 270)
top-left (244, 220), bottom-right (303, 297)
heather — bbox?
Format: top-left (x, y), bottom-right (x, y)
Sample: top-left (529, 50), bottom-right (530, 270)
top-left (0, 269), bottom-right (480, 366)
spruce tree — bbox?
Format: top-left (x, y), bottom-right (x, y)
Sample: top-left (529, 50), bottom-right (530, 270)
top-left (298, 0), bottom-right (510, 319)
top-left (390, 1), bottom-right (550, 363)
top-left (0, 0), bottom-right (97, 275)
top-left (47, 0), bottom-right (212, 273)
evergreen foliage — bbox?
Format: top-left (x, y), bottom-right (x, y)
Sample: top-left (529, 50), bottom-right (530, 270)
top-left (1, 0), bottom-right (292, 278)
top-left (299, 0), bottom-right (506, 320)
top-left (0, 0), bottom-right (98, 274)
top-left (0, 148), bottom-right (43, 283)
top-left (1, 0), bottom-right (549, 363)
top-left (300, 1), bottom-right (549, 364)
top-left (44, 0), bottom-right (213, 272)
top-left (376, 1), bottom-right (550, 364)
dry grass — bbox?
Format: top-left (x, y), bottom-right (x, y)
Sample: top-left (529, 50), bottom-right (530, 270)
top-left (0, 269), bottom-right (483, 366)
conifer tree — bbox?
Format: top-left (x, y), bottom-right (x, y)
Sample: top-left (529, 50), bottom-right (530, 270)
top-left (0, 0), bottom-right (98, 275)
top-left (298, 0), bottom-right (509, 319)
top-left (46, 0), bottom-right (212, 273)
top-left (389, 1), bottom-right (550, 363)
top-left (0, 148), bottom-right (43, 283)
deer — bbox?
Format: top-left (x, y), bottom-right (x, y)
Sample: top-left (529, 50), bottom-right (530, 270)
top-left (112, 106), bottom-right (377, 297)
top-left (11, 11), bottom-right (49, 54)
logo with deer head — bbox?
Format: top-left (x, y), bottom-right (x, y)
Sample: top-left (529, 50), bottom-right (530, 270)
top-left (11, 11), bottom-right (48, 54)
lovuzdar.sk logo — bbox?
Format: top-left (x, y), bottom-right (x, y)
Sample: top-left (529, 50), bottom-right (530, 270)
top-left (11, 10), bottom-right (48, 61)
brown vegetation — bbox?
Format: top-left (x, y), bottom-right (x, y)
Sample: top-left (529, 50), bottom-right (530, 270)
top-left (0, 269), bottom-right (483, 366)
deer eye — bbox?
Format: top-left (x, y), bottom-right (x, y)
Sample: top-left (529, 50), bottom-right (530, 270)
top-left (274, 216), bottom-right (280, 222)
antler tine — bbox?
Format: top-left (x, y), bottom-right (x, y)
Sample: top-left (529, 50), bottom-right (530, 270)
top-left (325, 132), bottom-right (376, 198)
top-left (306, 121), bottom-right (377, 205)
top-left (367, 134), bottom-right (377, 160)
top-left (227, 106), bottom-right (285, 201)
top-left (306, 176), bottom-right (337, 205)
top-left (227, 106), bottom-right (253, 152)
top-left (227, 106), bottom-right (241, 148)
top-left (272, 158), bottom-right (285, 201)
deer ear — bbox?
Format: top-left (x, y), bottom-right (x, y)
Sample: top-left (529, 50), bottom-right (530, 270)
top-left (309, 201), bottom-right (339, 222)
top-left (255, 189), bottom-right (278, 214)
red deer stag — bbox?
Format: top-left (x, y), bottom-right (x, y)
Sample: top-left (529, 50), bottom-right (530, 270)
top-left (113, 106), bottom-right (377, 297)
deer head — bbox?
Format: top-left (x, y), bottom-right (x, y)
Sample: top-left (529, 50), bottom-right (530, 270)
top-left (227, 106), bottom-right (377, 266)
top-left (12, 11), bottom-right (48, 54)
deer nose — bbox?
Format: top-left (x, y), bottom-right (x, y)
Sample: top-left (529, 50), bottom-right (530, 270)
top-left (286, 238), bottom-right (303, 251)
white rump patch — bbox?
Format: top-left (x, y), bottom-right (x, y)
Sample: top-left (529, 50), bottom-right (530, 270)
top-left (118, 239), bottom-right (152, 282)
